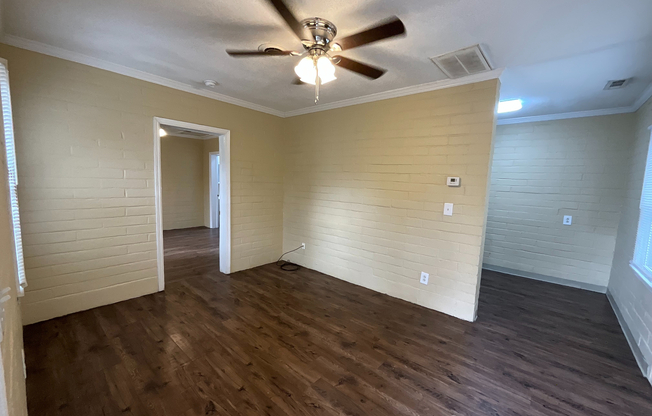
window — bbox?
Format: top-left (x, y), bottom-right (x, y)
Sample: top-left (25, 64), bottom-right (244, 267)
top-left (0, 59), bottom-right (26, 296)
top-left (631, 129), bottom-right (652, 288)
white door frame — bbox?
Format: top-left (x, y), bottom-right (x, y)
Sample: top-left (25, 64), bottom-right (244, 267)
top-left (153, 117), bottom-right (231, 291)
top-left (209, 152), bottom-right (220, 229)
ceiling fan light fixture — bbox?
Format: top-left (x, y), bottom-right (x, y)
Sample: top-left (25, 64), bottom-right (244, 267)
top-left (317, 56), bottom-right (336, 84)
top-left (226, 0), bottom-right (405, 100)
top-left (294, 56), bottom-right (336, 85)
top-left (294, 56), bottom-right (316, 83)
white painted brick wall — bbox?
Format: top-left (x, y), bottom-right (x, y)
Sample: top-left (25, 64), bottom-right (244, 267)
top-left (161, 136), bottom-right (204, 230)
top-left (283, 80), bottom-right (500, 321)
top-left (609, 97), bottom-right (652, 383)
top-left (484, 115), bottom-right (635, 289)
top-left (2, 44), bottom-right (284, 324)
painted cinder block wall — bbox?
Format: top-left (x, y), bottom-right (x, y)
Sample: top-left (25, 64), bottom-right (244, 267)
top-left (161, 136), bottom-right (204, 230)
top-left (4, 41), bottom-right (498, 325)
top-left (608, 96), bottom-right (652, 382)
top-left (1, 43), bottom-right (285, 324)
top-left (484, 115), bottom-right (635, 292)
top-left (283, 80), bottom-right (500, 322)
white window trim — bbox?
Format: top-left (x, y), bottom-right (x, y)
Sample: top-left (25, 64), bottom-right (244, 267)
top-left (629, 261), bottom-right (652, 290)
top-left (0, 58), bottom-right (26, 297)
top-left (630, 126), bottom-right (652, 292)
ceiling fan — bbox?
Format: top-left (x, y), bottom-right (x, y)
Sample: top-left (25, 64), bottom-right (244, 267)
top-left (226, 0), bottom-right (406, 103)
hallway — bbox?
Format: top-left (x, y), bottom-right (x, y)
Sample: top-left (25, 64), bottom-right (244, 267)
top-left (164, 227), bottom-right (220, 284)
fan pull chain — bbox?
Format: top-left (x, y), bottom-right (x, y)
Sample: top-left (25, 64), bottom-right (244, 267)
top-left (314, 59), bottom-right (320, 104)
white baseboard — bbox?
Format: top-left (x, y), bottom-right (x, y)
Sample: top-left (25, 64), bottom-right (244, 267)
top-left (21, 277), bottom-right (158, 325)
top-left (482, 264), bottom-right (608, 293)
top-left (607, 291), bottom-right (651, 382)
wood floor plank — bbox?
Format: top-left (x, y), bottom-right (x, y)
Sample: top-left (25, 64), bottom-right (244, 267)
top-left (23, 227), bottom-right (652, 415)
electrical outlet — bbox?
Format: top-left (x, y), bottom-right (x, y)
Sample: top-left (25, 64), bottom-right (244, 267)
top-left (563, 215), bottom-right (572, 226)
top-left (420, 272), bottom-right (429, 285)
top-left (301, 243), bottom-right (306, 249)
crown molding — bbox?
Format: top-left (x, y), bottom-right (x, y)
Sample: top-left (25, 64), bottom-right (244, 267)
top-left (497, 106), bottom-right (634, 125)
top-left (499, 80), bottom-right (652, 125)
top-left (0, 34), bottom-right (504, 119)
top-left (283, 69), bottom-right (504, 118)
top-left (0, 33), bottom-right (505, 119)
top-left (0, 34), bottom-right (286, 118)
top-left (1, 30), bottom-right (651, 123)
top-left (633, 82), bottom-right (652, 112)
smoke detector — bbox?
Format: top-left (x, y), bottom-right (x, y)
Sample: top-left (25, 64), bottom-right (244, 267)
top-left (430, 45), bottom-right (492, 79)
top-left (604, 78), bottom-right (631, 90)
top-left (203, 80), bottom-right (218, 88)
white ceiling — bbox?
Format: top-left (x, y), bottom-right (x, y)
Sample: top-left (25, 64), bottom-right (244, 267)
top-left (3, 0), bottom-right (652, 119)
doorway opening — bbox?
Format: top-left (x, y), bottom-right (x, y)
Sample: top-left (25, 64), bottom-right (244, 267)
top-left (153, 118), bottom-right (231, 291)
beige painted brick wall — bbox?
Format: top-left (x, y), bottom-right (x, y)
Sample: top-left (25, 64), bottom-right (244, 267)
top-left (161, 136), bottom-right (204, 230)
top-left (609, 96), bottom-right (652, 382)
top-left (283, 80), bottom-right (500, 321)
top-left (1, 43), bottom-right (284, 324)
top-left (484, 115), bottom-right (635, 289)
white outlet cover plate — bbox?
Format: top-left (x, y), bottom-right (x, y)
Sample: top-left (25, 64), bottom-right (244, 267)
top-left (420, 272), bottom-right (429, 285)
top-left (563, 215), bottom-right (572, 225)
top-left (444, 203), bottom-right (454, 216)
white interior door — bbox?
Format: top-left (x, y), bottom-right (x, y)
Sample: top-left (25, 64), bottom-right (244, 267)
top-left (210, 153), bottom-right (220, 229)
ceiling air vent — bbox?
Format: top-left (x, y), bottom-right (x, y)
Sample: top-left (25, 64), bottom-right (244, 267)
top-left (162, 126), bottom-right (220, 139)
top-left (430, 45), bottom-right (492, 79)
top-left (604, 78), bottom-right (631, 90)
top-left (177, 129), bottom-right (213, 139)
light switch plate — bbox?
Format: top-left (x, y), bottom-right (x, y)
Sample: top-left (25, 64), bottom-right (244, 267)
top-left (563, 215), bottom-right (572, 225)
top-left (420, 272), bottom-right (429, 285)
top-left (444, 203), bottom-right (454, 216)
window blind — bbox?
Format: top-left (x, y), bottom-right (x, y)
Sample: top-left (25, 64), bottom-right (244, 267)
top-left (0, 62), bottom-right (26, 296)
top-left (631, 132), bottom-right (652, 288)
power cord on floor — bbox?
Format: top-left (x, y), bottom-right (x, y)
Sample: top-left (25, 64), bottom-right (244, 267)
top-left (276, 245), bottom-right (303, 271)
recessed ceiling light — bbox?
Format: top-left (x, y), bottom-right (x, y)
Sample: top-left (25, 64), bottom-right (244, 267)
top-left (497, 99), bottom-right (523, 114)
top-left (203, 80), bottom-right (218, 88)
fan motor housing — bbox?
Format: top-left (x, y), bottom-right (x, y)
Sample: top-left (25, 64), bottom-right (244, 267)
top-left (301, 18), bottom-right (337, 47)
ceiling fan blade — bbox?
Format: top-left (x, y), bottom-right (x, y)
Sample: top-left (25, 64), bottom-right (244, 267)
top-left (336, 16), bottom-right (405, 50)
top-left (334, 56), bottom-right (387, 79)
top-left (226, 49), bottom-right (294, 57)
top-left (266, 0), bottom-right (305, 40)
top-left (291, 77), bottom-right (307, 85)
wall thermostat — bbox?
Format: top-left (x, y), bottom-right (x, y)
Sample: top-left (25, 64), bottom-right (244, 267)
top-left (447, 177), bottom-right (461, 187)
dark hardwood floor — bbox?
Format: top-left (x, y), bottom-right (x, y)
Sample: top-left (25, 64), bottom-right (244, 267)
top-left (163, 227), bottom-right (220, 283)
top-left (24, 228), bottom-right (652, 415)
